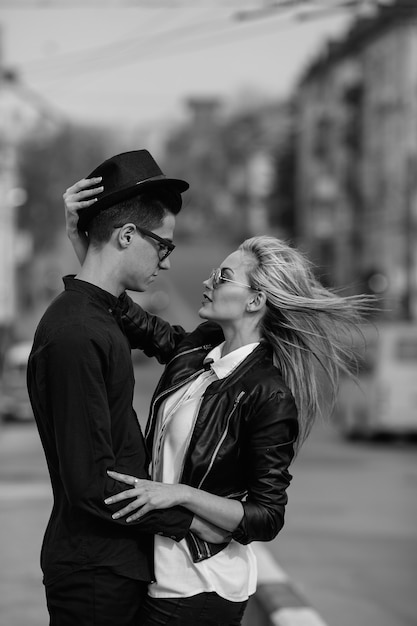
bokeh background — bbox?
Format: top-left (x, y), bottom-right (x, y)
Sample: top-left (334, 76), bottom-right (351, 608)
top-left (0, 2), bottom-right (416, 625)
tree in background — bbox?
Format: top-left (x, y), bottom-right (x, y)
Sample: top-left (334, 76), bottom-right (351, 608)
top-left (18, 122), bottom-right (111, 252)
top-left (163, 98), bottom-right (230, 239)
top-left (267, 108), bottom-right (297, 242)
top-left (164, 96), bottom-right (296, 243)
top-left (15, 123), bottom-right (111, 333)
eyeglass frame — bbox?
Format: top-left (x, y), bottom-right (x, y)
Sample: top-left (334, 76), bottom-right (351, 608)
top-left (208, 267), bottom-right (258, 291)
top-left (113, 224), bottom-right (175, 261)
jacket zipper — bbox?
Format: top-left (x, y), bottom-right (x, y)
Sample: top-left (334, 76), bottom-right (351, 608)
top-left (187, 529), bottom-right (208, 561)
top-left (227, 489), bottom-right (248, 500)
top-left (188, 392), bottom-right (246, 562)
top-left (145, 369), bottom-right (206, 439)
top-left (165, 345), bottom-right (213, 368)
top-left (145, 345), bottom-right (213, 439)
top-left (196, 391), bottom-right (245, 489)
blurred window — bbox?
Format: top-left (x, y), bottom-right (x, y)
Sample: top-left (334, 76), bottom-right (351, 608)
top-left (395, 339), bottom-right (417, 361)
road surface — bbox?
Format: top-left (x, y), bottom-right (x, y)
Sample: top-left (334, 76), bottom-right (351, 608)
top-left (0, 360), bottom-right (416, 626)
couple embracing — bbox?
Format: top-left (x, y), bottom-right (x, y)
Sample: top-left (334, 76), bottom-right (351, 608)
top-left (27, 149), bottom-right (371, 626)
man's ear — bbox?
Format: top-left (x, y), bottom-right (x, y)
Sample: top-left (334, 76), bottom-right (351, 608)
top-left (117, 224), bottom-right (135, 248)
top-left (246, 291), bottom-right (267, 312)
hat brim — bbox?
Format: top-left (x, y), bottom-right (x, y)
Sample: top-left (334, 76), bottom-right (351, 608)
top-left (78, 177), bottom-right (189, 231)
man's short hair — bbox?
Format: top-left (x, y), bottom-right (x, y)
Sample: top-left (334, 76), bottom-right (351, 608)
top-left (87, 190), bottom-right (179, 245)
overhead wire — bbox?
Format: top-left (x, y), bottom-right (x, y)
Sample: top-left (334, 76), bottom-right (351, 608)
top-left (17, 11), bottom-right (227, 79)
top-left (0, 0), bottom-right (253, 6)
top-left (235, 0), bottom-right (392, 21)
top-left (8, 0), bottom-right (398, 102)
top-left (15, 1), bottom-right (353, 84)
top-left (1, 0), bottom-right (398, 124)
top-left (17, 10), bottom-right (211, 72)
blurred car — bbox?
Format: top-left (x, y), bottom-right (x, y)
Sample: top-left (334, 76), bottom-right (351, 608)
top-left (0, 341), bottom-right (33, 423)
top-left (335, 321), bottom-right (417, 440)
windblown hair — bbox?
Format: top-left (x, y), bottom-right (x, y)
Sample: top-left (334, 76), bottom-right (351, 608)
top-left (87, 190), bottom-right (180, 245)
top-left (239, 236), bottom-right (373, 449)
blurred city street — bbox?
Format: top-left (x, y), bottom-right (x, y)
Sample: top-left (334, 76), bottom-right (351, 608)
top-left (1, 356), bottom-right (416, 626)
top-left (1, 3), bottom-right (417, 625)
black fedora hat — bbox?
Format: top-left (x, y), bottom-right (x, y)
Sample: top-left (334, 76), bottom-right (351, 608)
top-left (78, 149), bottom-right (189, 230)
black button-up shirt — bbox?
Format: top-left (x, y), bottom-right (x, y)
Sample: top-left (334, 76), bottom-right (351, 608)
top-left (27, 276), bottom-right (191, 585)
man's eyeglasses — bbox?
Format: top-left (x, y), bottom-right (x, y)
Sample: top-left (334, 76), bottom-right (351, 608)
top-left (136, 226), bottom-right (175, 261)
top-left (113, 224), bottom-right (175, 261)
top-left (209, 268), bottom-right (255, 290)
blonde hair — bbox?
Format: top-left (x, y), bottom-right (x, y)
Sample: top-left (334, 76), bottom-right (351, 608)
top-left (239, 236), bottom-right (373, 449)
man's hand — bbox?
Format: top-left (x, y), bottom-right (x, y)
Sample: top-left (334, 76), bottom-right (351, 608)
top-left (190, 516), bottom-right (232, 544)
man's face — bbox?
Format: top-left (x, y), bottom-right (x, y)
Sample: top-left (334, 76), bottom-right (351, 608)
top-left (124, 212), bottom-right (176, 292)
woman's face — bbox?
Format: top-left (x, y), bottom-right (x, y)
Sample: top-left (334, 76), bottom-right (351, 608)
top-left (198, 250), bottom-right (256, 324)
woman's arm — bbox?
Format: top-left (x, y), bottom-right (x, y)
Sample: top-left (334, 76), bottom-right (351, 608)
top-left (105, 390), bottom-right (298, 544)
top-left (105, 470), bottom-right (244, 532)
top-left (232, 391), bottom-right (298, 545)
top-left (63, 176), bottom-right (104, 265)
top-left (120, 295), bottom-right (188, 364)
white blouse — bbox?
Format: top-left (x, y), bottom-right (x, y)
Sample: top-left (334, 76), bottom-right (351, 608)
top-left (149, 342), bottom-right (259, 602)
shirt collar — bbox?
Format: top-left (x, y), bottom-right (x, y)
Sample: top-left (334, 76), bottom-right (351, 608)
top-left (204, 341), bottom-right (260, 380)
top-left (63, 275), bottom-right (125, 311)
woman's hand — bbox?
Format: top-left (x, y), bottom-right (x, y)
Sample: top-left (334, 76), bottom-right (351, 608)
top-left (63, 176), bottom-right (103, 236)
top-left (106, 469), bottom-right (244, 531)
top-left (105, 471), bottom-right (232, 544)
top-left (63, 176), bottom-right (103, 264)
top-left (105, 470), bottom-right (188, 523)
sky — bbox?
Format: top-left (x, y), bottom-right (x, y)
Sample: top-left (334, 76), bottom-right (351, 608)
top-left (0, 4), bottom-right (354, 126)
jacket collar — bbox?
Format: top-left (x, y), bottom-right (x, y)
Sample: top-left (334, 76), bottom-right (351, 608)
top-left (204, 342), bottom-right (260, 380)
top-left (203, 342), bottom-right (271, 395)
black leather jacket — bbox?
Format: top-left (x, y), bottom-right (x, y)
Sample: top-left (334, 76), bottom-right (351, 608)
top-left (121, 295), bottom-right (298, 562)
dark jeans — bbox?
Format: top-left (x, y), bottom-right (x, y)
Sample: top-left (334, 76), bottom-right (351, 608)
top-left (138, 592), bottom-right (248, 626)
top-left (46, 568), bottom-right (148, 626)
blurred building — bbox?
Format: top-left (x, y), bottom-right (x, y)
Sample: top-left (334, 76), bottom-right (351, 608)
top-left (164, 95), bottom-right (293, 241)
top-left (0, 59), bottom-right (61, 359)
top-left (295, 0), bottom-right (417, 320)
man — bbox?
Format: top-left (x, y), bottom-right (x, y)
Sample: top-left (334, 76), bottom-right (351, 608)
top-left (27, 150), bottom-right (220, 626)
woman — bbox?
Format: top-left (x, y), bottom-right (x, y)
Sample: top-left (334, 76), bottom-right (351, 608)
top-left (65, 178), bottom-right (372, 626)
